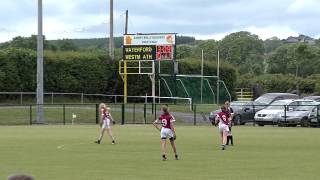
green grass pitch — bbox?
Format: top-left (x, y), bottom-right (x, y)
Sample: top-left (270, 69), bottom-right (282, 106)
top-left (0, 125), bottom-right (319, 180)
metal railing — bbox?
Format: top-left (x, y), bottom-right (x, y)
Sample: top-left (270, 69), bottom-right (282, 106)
top-left (0, 92), bottom-right (192, 105)
top-left (0, 102), bottom-right (319, 127)
top-left (0, 103), bottom-right (208, 126)
top-left (235, 88), bottom-right (253, 101)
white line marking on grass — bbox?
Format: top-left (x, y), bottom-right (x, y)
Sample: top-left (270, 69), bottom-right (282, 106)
top-left (57, 145), bottom-right (66, 150)
top-left (56, 142), bottom-right (87, 151)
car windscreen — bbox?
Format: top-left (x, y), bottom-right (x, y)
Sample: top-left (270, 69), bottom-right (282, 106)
top-left (254, 96), bottom-right (274, 105)
top-left (295, 102), bottom-right (318, 111)
top-left (266, 101), bottom-right (287, 110)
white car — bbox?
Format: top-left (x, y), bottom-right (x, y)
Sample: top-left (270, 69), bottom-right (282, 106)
top-left (254, 99), bottom-right (314, 126)
top-left (278, 102), bottom-right (320, 127)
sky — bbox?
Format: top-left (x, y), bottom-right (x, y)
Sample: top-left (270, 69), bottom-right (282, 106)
top-left (0, 0), bottom-right (320, 42)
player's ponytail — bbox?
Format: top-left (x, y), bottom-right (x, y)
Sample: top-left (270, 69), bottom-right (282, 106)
top-left (162, 105), bottom-right (169, 114)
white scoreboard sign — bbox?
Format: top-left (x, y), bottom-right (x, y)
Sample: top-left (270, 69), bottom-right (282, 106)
top-left (124, 34), bottom-right (176, 46)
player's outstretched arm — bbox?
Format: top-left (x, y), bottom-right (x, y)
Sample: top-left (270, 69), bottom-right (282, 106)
top-left (153, 120), bottom-right (161, 131)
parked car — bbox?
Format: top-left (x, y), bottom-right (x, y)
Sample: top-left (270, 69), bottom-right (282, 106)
top-left (238, 93), bottom-right (299, 124)
top-left (254, 99), bottom-right (313, 126)
top-left (303, 96), bottom-right (320, 102)
top-left (278, 101), bottom-right (320, 127)
top-left (209, 93), bottom-right (299, 126)
top-left (310, 105), bottom-right (320, 127)
top-left (209, 101), bottom-right (251, 125)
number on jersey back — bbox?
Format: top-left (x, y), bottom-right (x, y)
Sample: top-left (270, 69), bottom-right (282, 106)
top-left (159, 114), bottom-right (174, 129)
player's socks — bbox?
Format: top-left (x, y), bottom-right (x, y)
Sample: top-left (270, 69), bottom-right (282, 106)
top-left (226, 136), bottom-right (230, 145)
top-left (175, 154), bottom-right (179, 160)
top-left (162, 154), bottom-right (167, 161)
top-left (95, 140), bottom-right (101, 144)
top-left (230, 136), bottom-right (234, 146)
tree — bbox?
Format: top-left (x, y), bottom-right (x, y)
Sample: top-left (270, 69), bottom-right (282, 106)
top-left (264, 37), bottom-right (283, 54)
top-left (267, 43), bottom-right (320, 77)
top-left (192, 40), bottom-right (219, 61)
top-left (0, 48), bottom-right (22, 91)
top-left (56, 39), bottom-right (78, 51)
top-left (176, 45), bottom-right (193, 59)
top-left (219, 31), bottom-right (265, 74)
top-left (176, 36), bottom-right (196, 45)
top-left (0, 35), bottom-right (57, 51)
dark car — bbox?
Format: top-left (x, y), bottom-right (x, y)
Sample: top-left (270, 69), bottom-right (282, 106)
top-left (303, 96), bottom-right (320, 102)
top-left (209, 93), bottom-right (299, 125)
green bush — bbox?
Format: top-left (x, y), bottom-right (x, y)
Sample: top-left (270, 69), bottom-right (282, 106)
top-left (0, 48), bottom-right (237, 102)
top-left (236, 73), bottom-right (319, 95)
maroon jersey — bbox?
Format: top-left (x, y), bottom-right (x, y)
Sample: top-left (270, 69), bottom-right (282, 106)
top-left (101, 107), bottom-right (110, 120)
top-left (159, 113), bottom-right (174, 129)
top-left (217, 111), bottom-right (230, 125)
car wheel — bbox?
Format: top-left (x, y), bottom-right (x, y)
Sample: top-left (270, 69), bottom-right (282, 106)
top-left (301, 117), bottom-right (310, 127)
top-left (234, 115), bottom-right (241, 126)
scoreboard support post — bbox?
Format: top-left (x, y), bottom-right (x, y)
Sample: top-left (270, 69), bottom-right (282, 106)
top-left (124, 61), bottom-right (127, 104)
top-left (149, 63), bottom-right (156, 105)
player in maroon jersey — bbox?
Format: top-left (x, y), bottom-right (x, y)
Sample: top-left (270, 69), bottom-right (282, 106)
top-left (95, 103), bottom-right (116, 145)
top-left (224, 101), bottom-right (234, 146)
top-left (215, 106), bottom-right (231, 150)
top-left (153, 105), bottom-right (179, 161)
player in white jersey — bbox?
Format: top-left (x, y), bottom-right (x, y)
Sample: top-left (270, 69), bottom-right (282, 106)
top-left (95, 103), bottom-right (116, 144)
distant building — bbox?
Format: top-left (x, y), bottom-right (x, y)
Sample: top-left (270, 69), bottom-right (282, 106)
top-left (283, 35), bottom-right (315, 45)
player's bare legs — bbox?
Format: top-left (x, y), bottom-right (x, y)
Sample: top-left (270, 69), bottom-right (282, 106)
top-left (106, 128), bottom-right (115, 144)
top-left (95, 128), bottom-right (105, 144)
top-left (221, 131), bottom-right (228, 150)
top-left (161, 139), bottom-right (167, 160)
top-left (223, 131), bottom-right (228, 145)
top-left (170, 139), bottom-right (179, 160)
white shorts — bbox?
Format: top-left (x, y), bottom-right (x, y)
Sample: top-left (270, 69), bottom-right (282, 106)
top-left (160, 128), bottom-right (174, 139)
top-left (218, 124), bottom-right (230, 133)
top-left (102, 119), bottom-right (111, 129)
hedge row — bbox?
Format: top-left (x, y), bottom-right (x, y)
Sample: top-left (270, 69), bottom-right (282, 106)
top-left (0, 48), bottom-right (237, 100)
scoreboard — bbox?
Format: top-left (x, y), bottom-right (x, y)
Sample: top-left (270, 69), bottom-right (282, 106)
top-left (156, 45), bottom-right (173, 60)
top-left (123, 34), bottom-right (176, 61)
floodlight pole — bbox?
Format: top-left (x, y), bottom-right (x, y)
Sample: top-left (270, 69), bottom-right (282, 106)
top-left (109, 0), bottom-right (114, 61)
top-left (125, 10), bottom-right (128, 35)
top-left (123, 9), bottom-right (128, 104)
top-left (158, 60), bottom-right (161, 103)
top-left (201, 49), bottom-right (204, 104)
top-left (36, 0), bottom-right (44, 123)
top-left (217, 50), bottom-right (220, 105)
top-left (152, 62), bottom-right (156, 105)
